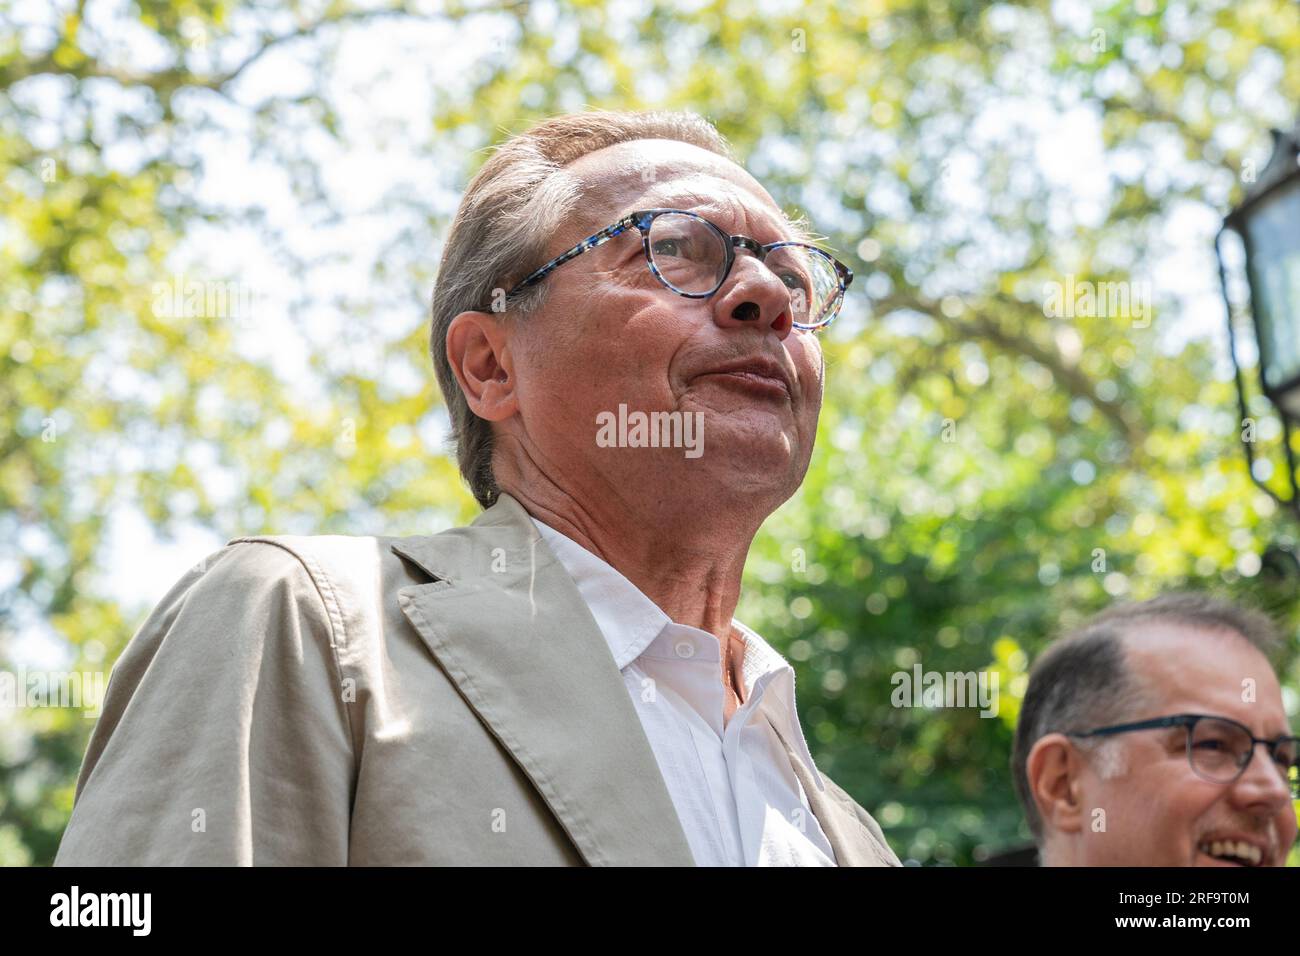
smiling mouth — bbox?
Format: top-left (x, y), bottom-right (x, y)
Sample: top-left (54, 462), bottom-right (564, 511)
top-left (698, 370), bottom-right (791, 400)
top-left (1197, 840), bottom-right (1265, 866)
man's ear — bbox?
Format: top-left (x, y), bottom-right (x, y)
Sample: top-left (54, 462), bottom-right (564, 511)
top-left (445, 310), bottom-right (518, 422)
top-left (1027, 733), bottom-right (1088, 837)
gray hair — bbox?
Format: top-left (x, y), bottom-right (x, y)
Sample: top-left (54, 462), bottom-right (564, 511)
top-left (1011, 592), bottom-right (1283, 842)
top-left (429, 109), bottom-right (738, 509)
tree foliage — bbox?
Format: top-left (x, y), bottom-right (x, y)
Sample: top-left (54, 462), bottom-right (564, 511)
top-left (2, 0), bottom-right (1298, 865)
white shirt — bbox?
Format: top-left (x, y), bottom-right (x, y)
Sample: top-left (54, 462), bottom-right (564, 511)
top-left (530, 516), bottom-right (838, 867)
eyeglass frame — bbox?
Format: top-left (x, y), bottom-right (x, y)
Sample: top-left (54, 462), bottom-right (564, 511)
top-left (499, 207), bottom-right (854, 331)
top-left (1064, 712), bottom-right (1300, 797)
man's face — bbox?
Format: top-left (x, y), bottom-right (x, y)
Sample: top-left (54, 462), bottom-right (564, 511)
top-left (1067, 626), bottom-right (1297, 867)
top-left (494, 138), bottom-right (824, 515)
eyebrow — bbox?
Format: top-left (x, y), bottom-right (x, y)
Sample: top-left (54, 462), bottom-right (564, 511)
top-left (631, 199), bottom-right (805, 244)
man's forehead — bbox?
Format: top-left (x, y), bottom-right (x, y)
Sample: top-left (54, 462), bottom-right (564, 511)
top-left (1123, 623), bottom-right (1288, 731)
top-left (566, 138), bottom-right (792, 237)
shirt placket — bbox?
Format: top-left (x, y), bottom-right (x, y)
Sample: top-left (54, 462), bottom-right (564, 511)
top-left (663, 626), bottom-right (752, 865)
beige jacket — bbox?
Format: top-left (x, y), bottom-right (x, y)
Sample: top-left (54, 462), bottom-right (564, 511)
top-left (55, 492), bottom-right (900, 866)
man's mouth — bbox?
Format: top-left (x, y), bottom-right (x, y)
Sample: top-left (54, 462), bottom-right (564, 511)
top-left (697, 359), bottom-right (793, 400)
top-left (1197, 839), bottom-right (1265, 866)
top-left (701, 370), bottom-right (790, 399)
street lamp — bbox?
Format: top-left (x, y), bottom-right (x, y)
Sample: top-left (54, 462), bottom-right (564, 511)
top-left (1216, 120), bottom-right (1300, 520)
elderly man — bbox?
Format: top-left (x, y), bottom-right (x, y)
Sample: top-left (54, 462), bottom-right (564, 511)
top-left (1012, 593), bottom-right (1298, 867)
top-left (55, 109), bottom-right (899, 866)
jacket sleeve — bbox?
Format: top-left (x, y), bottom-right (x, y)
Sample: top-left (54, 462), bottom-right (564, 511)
top-left (54, 540), bottom-right (356, 865)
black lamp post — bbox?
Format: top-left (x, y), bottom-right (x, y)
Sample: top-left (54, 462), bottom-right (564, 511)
top-left (1216, 120), bottom-right (1300, 521)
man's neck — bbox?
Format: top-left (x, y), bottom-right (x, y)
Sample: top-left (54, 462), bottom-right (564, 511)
top-left (504, 482), bottom-right (759, 644)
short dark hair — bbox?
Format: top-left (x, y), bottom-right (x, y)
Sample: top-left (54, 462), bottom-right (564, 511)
top-left (1011, 592), bottom-right (1283, 842)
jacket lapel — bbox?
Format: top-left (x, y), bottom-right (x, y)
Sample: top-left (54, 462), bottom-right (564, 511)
top-left (391, 493), bottom-right (696, 866)
top-left (767, 716), bottom-right (900, 866)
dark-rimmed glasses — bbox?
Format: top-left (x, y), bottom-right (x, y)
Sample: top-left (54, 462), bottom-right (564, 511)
top-left (1065, 712), bottom-right (1300, 798)
top-left (500, 208), bottom-right (853, 331)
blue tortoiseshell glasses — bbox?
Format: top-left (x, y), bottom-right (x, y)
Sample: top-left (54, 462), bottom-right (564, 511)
top-left (502, 208), bottom-right (853, 331)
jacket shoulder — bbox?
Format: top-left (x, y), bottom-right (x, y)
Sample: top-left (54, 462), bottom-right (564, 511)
top-left (226, 532), bottom-right (392, 564)
top-left (224, 532), bottom-right (420, 592)
top-left (221, 532), bottom-right (438, 649)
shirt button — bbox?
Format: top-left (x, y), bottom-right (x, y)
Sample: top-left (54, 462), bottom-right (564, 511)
top-left (674, 640), bottom-right (695, 659)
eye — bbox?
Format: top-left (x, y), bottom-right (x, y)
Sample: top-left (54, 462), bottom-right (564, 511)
top-left (651, 237), bottom-right (684, 257)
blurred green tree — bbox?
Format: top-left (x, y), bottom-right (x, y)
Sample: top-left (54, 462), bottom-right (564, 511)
top-left (2, 0), bottom-right (1297, 865)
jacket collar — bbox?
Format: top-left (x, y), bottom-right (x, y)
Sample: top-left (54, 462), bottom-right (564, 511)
top-left (390, 491), bottom-right (892, 866)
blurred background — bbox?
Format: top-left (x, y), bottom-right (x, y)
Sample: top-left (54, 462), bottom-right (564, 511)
top-left (2, 0), bottom-right (1299, 866)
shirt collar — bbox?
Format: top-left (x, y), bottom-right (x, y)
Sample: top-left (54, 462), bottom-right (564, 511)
top-left (530, 515), bottom-right (825, 791)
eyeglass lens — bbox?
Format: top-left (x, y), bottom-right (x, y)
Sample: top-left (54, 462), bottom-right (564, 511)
top-left (646, 212), bottom-right (842, 326)
top-left (1189, 717), bottom-right (1299, 795)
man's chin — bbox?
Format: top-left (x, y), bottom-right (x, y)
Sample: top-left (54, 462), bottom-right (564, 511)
top-left (674, 460), bottom-right (803, 509)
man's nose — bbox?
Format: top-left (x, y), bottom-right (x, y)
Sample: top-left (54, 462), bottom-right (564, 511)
top-left (1229, 744), bottom-right (1295, 809)
top-left (713, 253), bottom-right (793, 338)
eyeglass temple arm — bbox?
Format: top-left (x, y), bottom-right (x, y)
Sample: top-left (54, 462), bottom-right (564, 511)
top-left (1064, 715), bottom-right (1188, 738)
top-left (1069, 715), bottom-right (1297, 753)
top-left (507, 216), bottom-right (638, 295)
